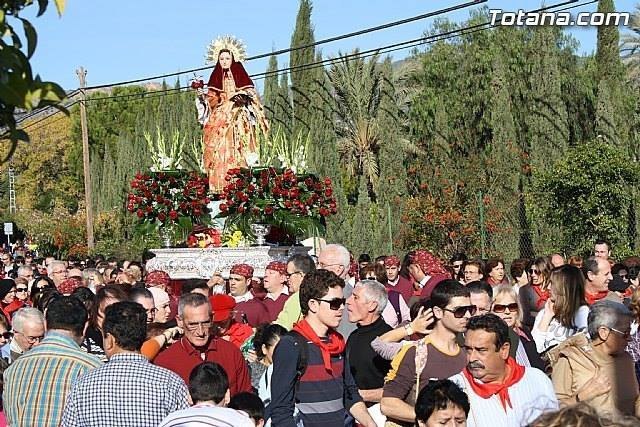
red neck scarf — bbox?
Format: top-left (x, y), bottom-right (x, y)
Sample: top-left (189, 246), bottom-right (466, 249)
top-left (585, 290), bottom-right (609, 305)
top-left (463, 357), bottom-right (525, 411)
top-left (293, 319), bottom-right (345, 374)
top-left (532, 285), bottom-right (550, 310)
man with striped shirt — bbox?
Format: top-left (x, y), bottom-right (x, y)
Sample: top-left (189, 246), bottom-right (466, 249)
top-left (3, 296), bottom-right (102, 427)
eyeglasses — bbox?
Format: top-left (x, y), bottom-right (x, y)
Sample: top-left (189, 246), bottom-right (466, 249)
top-left (15, 331), bottom-right (44, 344)
top-left (0, 332), bottom-right (12, 340)
top-left (184, 320), bottom-right (212, 332)
top-left (492, 303), bottom-right (519, 313)
top-left (1, 258), bottom-right (10, 262)
top-left (16, 288), bottom-right (27, 293)
top-left (528, 269), bottom-right (539, 275)
top-left (464, 270), bottom-right (479, 276)
top-left (52, 270), bottom-right (67, 275)
top-left (317, 297), bottom-right (346, 310)
top-left (442, 305), bottom-right (477, 318)
top-left (318, 262), bottom-right (344, 270)
top-left (609, 327), bottom-right (632, 340)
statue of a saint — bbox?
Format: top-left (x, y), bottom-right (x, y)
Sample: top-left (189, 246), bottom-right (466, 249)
top-left (195, 36), bottom-right (269, 193)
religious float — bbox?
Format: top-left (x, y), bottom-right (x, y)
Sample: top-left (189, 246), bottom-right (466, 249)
top-left (128, 36), bottom-right (336, 278)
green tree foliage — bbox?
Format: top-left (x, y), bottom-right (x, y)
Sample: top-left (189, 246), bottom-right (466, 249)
top-left (290, 0), bottom-right (319, 137)
top-left (1, 0), bottom-right (67, 157)
top-left (263, 54), bottom-right (280, 127)
top-left (535, 140), bottom-right (640, 256)
top-left (595, 0), bottom-right (623, 82)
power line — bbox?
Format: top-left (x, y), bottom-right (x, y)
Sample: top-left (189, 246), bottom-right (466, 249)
top-left (17, 0), bottom-right (595, 129)
top-left (83, 1), bottom-right (487, 90)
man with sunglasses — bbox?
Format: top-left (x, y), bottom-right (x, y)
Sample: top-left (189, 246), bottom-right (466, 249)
top-left (269, 270), bottom-right (377, 427)
top-left (550, 300), bottom-right (639, 418)
top-left (381, 280), bottom-right (472, 425)
top-left (4, 297), bottom-right (102, 427)
top-left (275, 254), bottom-right (316, 330)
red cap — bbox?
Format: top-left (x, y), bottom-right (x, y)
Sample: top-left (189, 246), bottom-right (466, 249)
top-left (266, 261), bottom-right (287, 275)
top-left (410, 250), bottom-right (448, 276)
top-left (210, 294), bottom-right (236, 322)
top-left (384, 255), bottom-right (401, 267)
top-left (230, 264), bottom-right (254, 278)
top-left (145, 270), bottom-right (171, 287)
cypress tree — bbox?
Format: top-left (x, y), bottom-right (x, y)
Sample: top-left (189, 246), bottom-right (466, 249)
top-left (595, 0), bottom-right (623, 82)
top-left (290, 0), bottom-right (317, 136)
top-left (263, 54), bottom-right (280, 126)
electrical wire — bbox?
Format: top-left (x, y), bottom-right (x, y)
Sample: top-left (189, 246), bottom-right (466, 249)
top-left (83, 0), bottom-right (487, 90)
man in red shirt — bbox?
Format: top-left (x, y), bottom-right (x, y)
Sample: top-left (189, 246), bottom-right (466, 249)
top-left (262, 261), bottom-right (289, 322)
top-left (384, 255), bottom-right (414, 303)
top-left (228, 264), bottom-right (269, 327)
top-left (154, 293), bottom-right (251, 396)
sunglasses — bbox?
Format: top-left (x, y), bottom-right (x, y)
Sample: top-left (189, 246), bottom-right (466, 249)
top-left (1, 332), bottom-right (12, 340)
top-left (16, 288), bottom-right (28, 293)
top-left (443, 305), bottom-right (477, 318)
top-left (528, 269), bottom-right (539, 275)
top-left (492, 303), bottom-right (519, 313)
top-left (317, 297), bottom-right (346, 310)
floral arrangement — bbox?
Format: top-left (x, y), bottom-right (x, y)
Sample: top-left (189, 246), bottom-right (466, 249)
top-left (186, 226), bottom-right (222, 248)
top-left (127, 171), bottom-right (211, 235)
top-left (216, 167), bottom-right (337, 239)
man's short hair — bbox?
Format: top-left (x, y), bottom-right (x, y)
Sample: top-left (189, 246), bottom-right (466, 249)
top-left (509, 259), bottom-right (529, 281)
top-left (466, 281), bottom-right (493, 299)
top-left (46, 296), bottom-right (87, 337)
top-left (299, 270), bottom-right (345, 316)
top-left (358, 253), bottom-right (371, 264)
top-left (180, 279), bottom-right (209, 295)
top-left (12, 307), bottom-right (44, 334)
top-left (229, 392), bottom-right (265, 424)
top-left (128, 287), bottom-right (154, 302)
top-left (582, 256), bottom-right (602, 277)
top-left (355, 279), bottom-right (388, 315)
top-left (17, 265), bottom-right (32, 277)
top-left (587, 300), bottom-right (632, 338)
top-left (430, 280), bottom-right (470, 310)
top-left (320, 244), bottom-right (350, 269)
top-left (466, 314), bottom-right (510, 350)
top-left (287, 254), bottom-right (316, 275)
top-left (415, 379), bottom-right (470, 423)
top-left (594, 239), bottom-right (610, 250)
top-left (178, 292), bottom-right (210, 318)
top-left (47, 260), bottom-right (66, 276)
top-left (103, 301), bottom-right (147, 351)
top-left (189, 362), bottom-right (228, 404)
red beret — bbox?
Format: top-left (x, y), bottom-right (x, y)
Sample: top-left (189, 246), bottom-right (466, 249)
top-left (410, 250), bottom-right (448, 276)
top-left (145, 270), bottom-right (171, 287)
top-left (57, 277), bottom-right (83, 295)
top-left (230, 264), bottom-right (254, 278)
top-left (210, 294), bottom-right (236, 322)
top-left (266, 261), bottom-right (287, 275)
top-left (384, 255), bottom-right (401, 267)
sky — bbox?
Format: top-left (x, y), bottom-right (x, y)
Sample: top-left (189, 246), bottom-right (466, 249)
top-left (22, 0), bottom-right (639, 91)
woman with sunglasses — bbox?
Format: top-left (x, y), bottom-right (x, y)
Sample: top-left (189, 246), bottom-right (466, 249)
top-left (519, 257), bottom-right (553, 328)
top-left (491, 285), bottom-right (545, 370)
top-left (531, 265), bottom-right (588, 354)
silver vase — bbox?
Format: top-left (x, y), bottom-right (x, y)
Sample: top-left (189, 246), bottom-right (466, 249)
top-left (250, 223), bottom-right (271, 246)
top-left (158, 225), bottom-right (174, 248)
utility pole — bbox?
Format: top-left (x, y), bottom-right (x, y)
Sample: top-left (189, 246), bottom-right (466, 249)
top-left (8, 166), bottom-right (16, 215)
top-left (76, 67), bottom-right (94, 250)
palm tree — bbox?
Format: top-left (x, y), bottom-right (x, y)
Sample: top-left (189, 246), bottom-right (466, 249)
top-left (621, 6), bottom-right (640, 83)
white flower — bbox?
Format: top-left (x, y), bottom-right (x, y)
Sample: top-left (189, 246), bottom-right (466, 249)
top-left (245, 152), bottom-right (260, 167)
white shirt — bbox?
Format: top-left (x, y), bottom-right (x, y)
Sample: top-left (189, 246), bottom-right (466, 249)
top-left (233, 292), bottom-right (254, 303)
top-left (531, 305), bottom-right (589, 353)
top-left (418, 275), bottom-right (431, 288)
top-left (449, 368), bottom-right (558, 427)
top-left (266, 286), bottom-right (289, 301)
top-left (381, 295), bottom-right (410, 328)
top-left (158, 403), bottom-right (254, 427)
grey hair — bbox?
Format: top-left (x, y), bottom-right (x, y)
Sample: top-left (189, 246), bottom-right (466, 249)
top-left (17, 265), bottom-right (33, 277)
top-left (321, 244), bottom-right (350, 269)
top-left (178, 292), bottom-right (211, 318)
top-left (587, 300), bottom-right (632, 338)
top-left (12, 307), bottom-right (45, 333)
top-left (355, 279), bottom-right (388, 315)
top-left (583, 256), bottom-right (600, 276)
top-left (47, 260), bottom-right (66, 276)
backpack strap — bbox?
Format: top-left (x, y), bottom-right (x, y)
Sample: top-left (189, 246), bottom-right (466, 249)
top-left (388, 290), bottom-right (402, 324)
top-left (287, 330), bottom-right (309, 394)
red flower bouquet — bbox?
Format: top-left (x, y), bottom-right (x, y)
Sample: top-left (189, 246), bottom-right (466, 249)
top-left (127, 171), bottom-right (211, 236)
top-left (216, 167), bottom-right (337, 239)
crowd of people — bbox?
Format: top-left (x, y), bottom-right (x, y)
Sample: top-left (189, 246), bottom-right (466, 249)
top-left (0, 239), bottom-right (638, 426)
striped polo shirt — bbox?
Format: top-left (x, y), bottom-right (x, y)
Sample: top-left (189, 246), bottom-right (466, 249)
top-left (269, 334), bottom-right (362, 427)
top-left (3, 331), bottom-right (102, 427)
